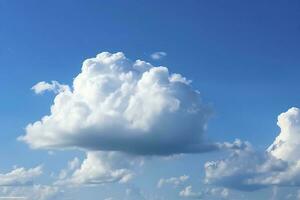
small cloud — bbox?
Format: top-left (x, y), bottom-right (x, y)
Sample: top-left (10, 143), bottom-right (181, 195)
top-left (55, 151), bottom-right (141, 186)
top-left (0, 166), bottom-right (42, 186)
top-left (150, 51), bottom-right (167, 60)
top-left (179, 186), bottom-right (202, 199)
top-left (157, 175), bottom-right (189, 188)
top-left (31, 81), bottom-right (69, 94)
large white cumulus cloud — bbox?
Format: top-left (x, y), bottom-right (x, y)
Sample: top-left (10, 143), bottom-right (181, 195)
top-left (20, 52), bottom-right (215, 155)
top-left (204, 107), bottom-right (300, 191)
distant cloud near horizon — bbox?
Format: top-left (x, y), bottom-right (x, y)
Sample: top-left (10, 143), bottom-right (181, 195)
top-left (150, 51), bottom-right (167, 60)
top-left (157, 175), bottom-right (189, 188)
top-left (20, 52), bottom-right (217, 155)
top-left (0, 184), bottom-right (61, 200)
top-left (179, 186), bottom-right (202, 199)
top-left (204, 107), bottom-right (300, 191)
top-left (0, 166), bottom-right (42, 187)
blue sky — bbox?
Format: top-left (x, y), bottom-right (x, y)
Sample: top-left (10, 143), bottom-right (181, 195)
top-left (1, 1), bottom-right (300, 199)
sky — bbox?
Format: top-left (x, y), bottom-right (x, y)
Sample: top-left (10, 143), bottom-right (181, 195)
top-left (0, 0), bottom-right (300, 199)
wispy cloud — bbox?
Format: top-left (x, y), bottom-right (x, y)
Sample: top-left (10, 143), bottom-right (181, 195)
top-left (150, 51), bottom-right (167, 60)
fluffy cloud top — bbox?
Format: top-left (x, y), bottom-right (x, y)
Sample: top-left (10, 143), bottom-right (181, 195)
top-left (204, 107), bottom-right (300, 191)
top-left (268, 107), bottom-right (300, 161)
top-left (0, 166), bottom-right (42, 186)
top-left (56, 151), bottom-right (136, 186)
top-left (20, 52), bottom-right (215, 155)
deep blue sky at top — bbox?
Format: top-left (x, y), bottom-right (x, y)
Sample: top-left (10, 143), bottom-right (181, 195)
top-left (0, 0), bottom-right (300, 153)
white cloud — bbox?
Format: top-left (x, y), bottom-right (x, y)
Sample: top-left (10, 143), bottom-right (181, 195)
top-left (58, 157), bottom-right (80, 180)
top-left (268, 107), bottom-right (300, 161)
top-left (157, 175), bottom-right (189, 188)
top-left (0, 185), bottom-right (61, 200)
top-left (67, 157), bottom-right (80, 171)
top-left (150, 52), bottom-right (167, 60)
top-left (179, 185), bottom-right (230, 199)
top-left (0, 166), bottom-right (42, 186)
top-left (56, 151), bottom-right (137, 186)
top-left (209, 187), bottom-right (229, 199)
top-left (20, 52), bottom-right (215, 155)
top-left (31, 81), bottom-right (69, 94)
top-left (179, 186), bottom-right (202, 199)
top-left (204, 107), bottom-right (300, 191)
